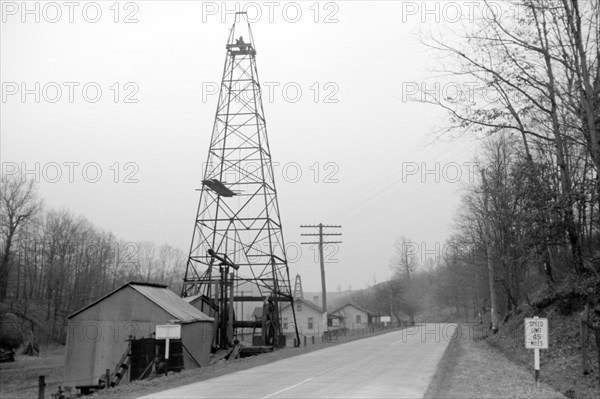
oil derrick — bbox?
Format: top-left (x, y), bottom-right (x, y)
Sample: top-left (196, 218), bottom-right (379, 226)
top-left (182, 13), bottom-right (299, 349)
top-left (293, 274), bottom-right (304, 299)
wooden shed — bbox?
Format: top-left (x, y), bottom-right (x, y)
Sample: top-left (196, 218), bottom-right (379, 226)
top-left (64, 282), bottom-right (214, 389)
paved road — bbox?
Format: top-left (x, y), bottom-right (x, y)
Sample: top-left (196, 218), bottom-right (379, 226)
top-left (140, 324), bottom-right (456, 399)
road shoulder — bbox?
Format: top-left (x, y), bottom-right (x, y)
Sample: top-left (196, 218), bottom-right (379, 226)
top-left (424, 324), bottom-right (565, 399)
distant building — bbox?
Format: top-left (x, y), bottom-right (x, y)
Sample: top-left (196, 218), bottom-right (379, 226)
top-left (280, 298), bottom-right (344, 338)
top-left (184, 294), bottom-right (218, 318)
top-left (330, 303), bottom-right (377, 330)
top-left (65, 282), bottom-right (214, 389)
top-left (281, 298), bottom-right (324, 337)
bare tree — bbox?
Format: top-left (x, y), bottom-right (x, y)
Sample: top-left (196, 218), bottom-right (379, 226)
top-left (0, 174), bottom-right (43, 301)
top-left (418, 0), bottom-right (599, 273)
top-left (392, 236), bottom-right (419, 281)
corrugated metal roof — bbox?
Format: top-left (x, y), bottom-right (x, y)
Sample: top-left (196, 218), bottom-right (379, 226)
top-left (131, 284), bottom-right (214, 323)
top-left (68, 281), bottom-right (214, 323)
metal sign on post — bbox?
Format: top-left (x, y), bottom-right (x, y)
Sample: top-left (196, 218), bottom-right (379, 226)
top-left (524, 317), bottom-right (548, 387)
top-left (156, 324), bottom-right (181, 360)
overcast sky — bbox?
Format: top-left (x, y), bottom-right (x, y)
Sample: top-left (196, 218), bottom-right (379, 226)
top-left (1, 1), bottom-right (483, 292)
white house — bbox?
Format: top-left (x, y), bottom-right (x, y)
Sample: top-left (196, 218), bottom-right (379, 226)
top-left (280, 298), bottom-right (328, 338)
top-left (330, 303), bottom-right (377, 330)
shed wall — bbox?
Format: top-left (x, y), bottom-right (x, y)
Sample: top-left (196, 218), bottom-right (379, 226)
top-left (181, 322), bottom-right (214, 367)
top-left (65, 287), bottom-right (175, 387)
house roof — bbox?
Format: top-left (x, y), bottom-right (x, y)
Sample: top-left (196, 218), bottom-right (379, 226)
top-left (281, 298), bottom-right (323, 313)
top-left (183, 294), bottom-right (201, 303)
top-left (330, 303), bottom-right (378, 317)
top-left (68, 282), bottom-right (214, 323)
top-left (184, 294), bottom-right (218, 310)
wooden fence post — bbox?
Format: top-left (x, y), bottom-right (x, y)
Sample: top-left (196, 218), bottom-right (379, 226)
top-left (38, 375), bottom-right (45, 399)
top-left (580, 301), bottom-right (590, 375)
top-left (595, 326), bottom-right (600, 384)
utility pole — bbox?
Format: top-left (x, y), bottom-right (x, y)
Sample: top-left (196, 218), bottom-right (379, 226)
top-left (481, 170), bottom-right (498, 334)
top-left (300, 224), bottom-right (342, 330)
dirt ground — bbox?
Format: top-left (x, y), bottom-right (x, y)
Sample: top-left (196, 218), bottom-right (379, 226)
top-left (0, 345), bottom-right (65, 399)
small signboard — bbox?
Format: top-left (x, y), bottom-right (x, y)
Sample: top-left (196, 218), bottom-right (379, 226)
top-left (524, 317), bottom-right (548, 349)
top-left (525, 316), bottom-right (548, 388)
top-left (156, 324), bottom-right (181, 340)
top-left (155, 324), bottom-right (181, 360)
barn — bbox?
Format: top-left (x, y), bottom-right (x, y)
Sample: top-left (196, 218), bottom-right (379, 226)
top-left (64, 282), bottom-right (214, 389)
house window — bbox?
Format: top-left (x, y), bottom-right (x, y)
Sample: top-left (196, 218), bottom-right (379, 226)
top-left (308, 317), bottom-right (314, 330)
top-left (296, 302), bottom-right (302, 311)
top-left (283, 317), bottom-right (288, 330)
top-left (356, 315), bottom-right (361, 324)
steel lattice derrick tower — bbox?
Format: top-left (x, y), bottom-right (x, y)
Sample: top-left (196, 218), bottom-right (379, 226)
top-left (182, 13), bottom-right (299, 348)
top-left (293, 274), bottom-right (304, 299)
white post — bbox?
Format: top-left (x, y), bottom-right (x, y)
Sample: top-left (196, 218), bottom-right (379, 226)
top-left (533, 316), bottom-right (539, 387)
top-left (534, 348), bottom-right (540, 387)
top-left (165, 338), bottom-right (170, 360)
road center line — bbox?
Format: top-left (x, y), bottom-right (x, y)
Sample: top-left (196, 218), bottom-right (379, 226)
top-left (261, 377), bottom-right (314, 399)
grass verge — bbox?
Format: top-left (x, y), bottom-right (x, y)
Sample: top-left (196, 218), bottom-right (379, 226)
top-left (424, 323), bottom-right (566, 399)
top-left (0, 344), bottom-right (65, 399)
top-left (486, 308), bottom-right (599, 399)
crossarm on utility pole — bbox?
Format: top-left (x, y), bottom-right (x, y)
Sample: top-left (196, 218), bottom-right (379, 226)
top-left (300, 223), bottom-right (342, 326)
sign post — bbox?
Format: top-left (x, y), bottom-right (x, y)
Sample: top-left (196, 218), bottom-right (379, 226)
top-left (524, 317), bottom-right (548, 387)
top-left (156, 324), bottom-right (181, 360)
